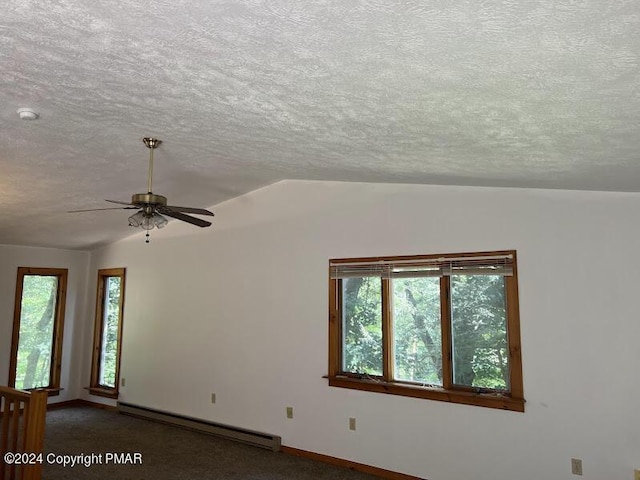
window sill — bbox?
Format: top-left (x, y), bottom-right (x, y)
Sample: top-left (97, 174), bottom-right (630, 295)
top-left (86, 387), bottom-right (119, 399)
top-left (45, 388), bottom-right (62, 397)
top-left (20, 387), bottom-right (62, 397)
top-left (327, 376), bottom-right (525, 412)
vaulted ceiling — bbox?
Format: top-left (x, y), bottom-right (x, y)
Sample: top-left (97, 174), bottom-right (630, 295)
top-left (2, 0), bottom-right (639, 250)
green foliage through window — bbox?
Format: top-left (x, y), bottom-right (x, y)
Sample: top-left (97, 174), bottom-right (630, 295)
top-left (98, 277), bottom-right (122, 388)
top-left (15, 276), bottom-right (58, 389)
top-left (393, 277), bottom-right (442, 385)
top-left (451, 275), bottom-right (508, 390)
top-left (342, 277), bottom-right (382, 375)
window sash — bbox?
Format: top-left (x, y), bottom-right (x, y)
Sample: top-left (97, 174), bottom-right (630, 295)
top-left (89, 268), bottom-right (126, 398)
top-left (9, 267), bottom-right (68, 393)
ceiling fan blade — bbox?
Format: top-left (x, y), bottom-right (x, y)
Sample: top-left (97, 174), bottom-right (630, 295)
top-left (68, 206), bottom-right (138, 213)
top-left (163, 210), bottom-right (212, 228)
top-left (161, 205), bottom-right (215, 216)
top-left (106, 199), bottom-right (136, 206)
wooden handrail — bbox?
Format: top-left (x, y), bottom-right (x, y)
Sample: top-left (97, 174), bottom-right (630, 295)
top-left (0, 387), bottom-right (48, 480)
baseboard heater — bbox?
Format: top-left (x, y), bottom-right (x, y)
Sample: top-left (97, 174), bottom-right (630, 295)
top-left (118, 402), bottom-right (281, 452)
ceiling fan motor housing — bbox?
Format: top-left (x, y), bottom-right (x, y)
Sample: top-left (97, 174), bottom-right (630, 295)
top-left (131, 193), bottom-right (167, 206)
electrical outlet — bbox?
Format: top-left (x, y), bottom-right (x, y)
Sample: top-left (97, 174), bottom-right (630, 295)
top-left (286, 407), bottom-right (293, 419)
top-left (634, 469), bottom-right (640, 480)
top-left (571, 458), bottom-right (583, 476)
top-left (121, 378), bottom-right (125, 387)
top-left (211, 393), bottom-right (216, 404)
top-left (349, 417), bottom-right (356, 431)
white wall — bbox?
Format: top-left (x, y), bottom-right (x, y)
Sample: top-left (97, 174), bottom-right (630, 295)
top-left (83, 180), bottom-right (640, 480)
top-left (0, 244), bottom-right (90, 403)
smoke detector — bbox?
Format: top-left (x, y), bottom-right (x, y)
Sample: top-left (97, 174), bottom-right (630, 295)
top-left (17, 108), bottom-right (39, 120)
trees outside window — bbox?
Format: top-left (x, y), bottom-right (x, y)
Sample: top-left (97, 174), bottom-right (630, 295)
top-left (329, 251), bottom-right (524, 412)
top-left (9, 267), bottom-right (68, 393)
top-left (89, 268), bottom-right (126, 398)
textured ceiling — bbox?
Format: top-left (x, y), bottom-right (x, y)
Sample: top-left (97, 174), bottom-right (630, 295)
top-left (2, 0), bottom-right (639, 250)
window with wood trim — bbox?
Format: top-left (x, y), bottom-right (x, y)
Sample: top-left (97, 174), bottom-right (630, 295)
top-left (328, 251), bottom-right (524, 411)
top-left (9, 267), bottom-right (68, 394)
top-left (89, 268), bottom-right (126, 398)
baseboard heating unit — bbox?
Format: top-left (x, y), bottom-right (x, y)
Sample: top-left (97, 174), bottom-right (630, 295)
top-left (118, 402), bottom-right (281, 452)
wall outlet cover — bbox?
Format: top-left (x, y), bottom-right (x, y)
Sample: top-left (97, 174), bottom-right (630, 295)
top-left (571, 458), bottom-right (583, 476)
top-left (349, 417), bottom-right (356, 431)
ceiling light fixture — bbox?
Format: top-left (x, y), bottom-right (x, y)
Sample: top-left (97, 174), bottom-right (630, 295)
top-left (128, 209), bottom-right (168, 242)
top-left (68, 137), bottom-right (214, 244)
top-left (16, 108), bottom-right (39, 120)
top-left (128, 211), bottom-right (168, 230)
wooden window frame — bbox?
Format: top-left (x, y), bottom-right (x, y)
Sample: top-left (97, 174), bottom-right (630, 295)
top-left (9, 267), bottom-right (68, 396)
top-left (89, 268), bottom-right (126, 399)
top-left (328, 250), bottom-right (524, 412)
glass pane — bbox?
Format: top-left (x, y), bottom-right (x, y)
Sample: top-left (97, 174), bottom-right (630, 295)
top-left (451, 275), bottom-right (508, 390)
top-left (341, 277), bottom-right (383, 376)
top-left (98, 276), bottom-right (122, 388)
top-left (16, 276), bottom-right (58, 390)
top-left (392, 277), bottom-right (442, 385)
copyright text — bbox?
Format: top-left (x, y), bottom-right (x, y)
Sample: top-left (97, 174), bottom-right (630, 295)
top-left (3, 452), bottom-right (143, 467)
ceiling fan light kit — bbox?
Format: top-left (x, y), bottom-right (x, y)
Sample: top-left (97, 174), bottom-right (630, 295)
top-left (128, 211), bottom-right (168, 230)
top-left (69, 137), bottom-right (214, 243)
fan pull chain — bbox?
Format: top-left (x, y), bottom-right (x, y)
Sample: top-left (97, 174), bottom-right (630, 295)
top-left (145, 232), bottom-right (150, 243)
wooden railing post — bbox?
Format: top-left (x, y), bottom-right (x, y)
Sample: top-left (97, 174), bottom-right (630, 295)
top-left (21, 390), bottom-right (47, 480)
top-left (0, 387), bottom-right (48, 480)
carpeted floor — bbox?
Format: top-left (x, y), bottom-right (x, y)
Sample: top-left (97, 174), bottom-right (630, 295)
top-left (41, 407), bottom-right (381, 480)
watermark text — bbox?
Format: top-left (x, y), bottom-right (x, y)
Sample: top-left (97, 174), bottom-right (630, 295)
top-left (3, 452), bottom-right (143, 467)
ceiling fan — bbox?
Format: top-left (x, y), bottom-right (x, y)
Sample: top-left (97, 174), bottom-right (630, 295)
top-left (70, 137), bottom-right (214, 242)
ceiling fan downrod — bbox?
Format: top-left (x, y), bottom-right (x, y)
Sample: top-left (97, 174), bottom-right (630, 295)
top-left (142, 137), bottom-right (162, 194)
top-left (133, 137), bottom-right (167, 207)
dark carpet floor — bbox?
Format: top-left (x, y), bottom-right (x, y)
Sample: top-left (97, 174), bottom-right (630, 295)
top-left (41, 407), bottom-right (381, 480)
